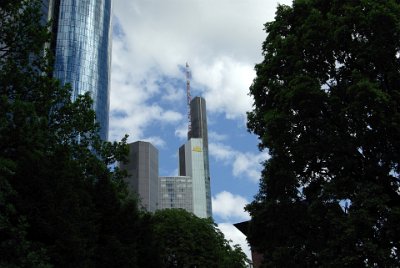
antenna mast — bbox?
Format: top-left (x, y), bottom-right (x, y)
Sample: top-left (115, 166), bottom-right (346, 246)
top-left (186, 62), bottom-right (192, 136)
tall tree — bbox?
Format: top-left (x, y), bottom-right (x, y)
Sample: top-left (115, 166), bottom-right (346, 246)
top-left (246, 0), bottom-right (400, 266)
top-left (0, 1), bottom-right (147, 267)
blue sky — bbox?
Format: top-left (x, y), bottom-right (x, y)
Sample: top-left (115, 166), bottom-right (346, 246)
top-left (109, 0), bottom-right (292, 258)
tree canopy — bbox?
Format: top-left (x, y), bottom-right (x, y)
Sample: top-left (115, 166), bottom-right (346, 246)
top-left (153, 209), bottom-right (249, 268)
top-left (246, 0), bottom-right (400, 267)
top-left (0, 1), bottom-right (149, 267)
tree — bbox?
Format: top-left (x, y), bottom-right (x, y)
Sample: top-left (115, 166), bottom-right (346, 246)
top-left (246, 0), bottom-right (400, 266)
top-left (0, 1), bottom-right (149, 267)
top-left (152, 209), bottom-right (249, 268)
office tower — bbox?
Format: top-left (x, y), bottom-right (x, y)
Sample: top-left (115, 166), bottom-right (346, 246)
top-left (175, 117), bottom-right (211, 218)
top-left (184, 96), bottom-right (212, 217)
top-left (158, 176), bottom-right (193, 212)
top-left (189, 97), bottom-right (208, 148)
top-left (179, 138), bottom-right (209, 218)
top-left (42, 0), bottom-right (112, 140)
top-left (119, 141), bottom-right (159, 212)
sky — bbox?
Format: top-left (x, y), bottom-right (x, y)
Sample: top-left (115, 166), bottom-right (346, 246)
top-left (110, 0), bottom-right (292, 260)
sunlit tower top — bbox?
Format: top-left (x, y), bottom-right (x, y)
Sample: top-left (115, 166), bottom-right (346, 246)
top-left (186, 62), bottom-right (192, 138)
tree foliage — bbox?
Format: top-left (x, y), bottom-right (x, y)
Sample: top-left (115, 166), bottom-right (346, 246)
top-left (153, 209), bottom-right (249, 268)
top-left (246, 0), bottom-right (400, 267)
top-left (0, 1), bottom-right (154, 267)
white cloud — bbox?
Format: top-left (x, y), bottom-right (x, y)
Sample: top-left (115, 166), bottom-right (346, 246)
top-left (141, 136), bottom-right (166, 148)
top-left (209, 142), bottom-right (233, 162)
top-left (174, 123), bottom-right (188, 140)
top-left (161, 83), bottom-right (185, 102)
top-left (192, 57), bottom-right (254, 120)
top-left (109, 51), bottom-right (183, 142)
top-left (110, 0), bottom-right (293, 142)
top-left (213, 191), bottom-right (252, 260)
top-left (217, 223), bottom-right (252, 261)
top-left (212, 191), bottom-right (250, 222)
top-left (208, 131), bottom-right (227, 142)
top-left (209, 142), bottom-right (269, 182)
top-left (232, 152), bottom-right (267, 181)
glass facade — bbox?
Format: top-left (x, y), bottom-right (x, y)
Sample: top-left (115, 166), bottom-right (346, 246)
top-left (188, 97), bottom-right (212, 217)
top-left (158, 176), bottom-right (193, 212)
top-left (178, 139), bottom-right (208, 218)
top-left (46, 0), bottom-right (112, 140)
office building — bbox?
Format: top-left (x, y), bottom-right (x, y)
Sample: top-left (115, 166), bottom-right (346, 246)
top-left (118, 97), bottom-right (212, 218)
top-left (179, 138), bottom-right (209, 218)
top-left (180, 96), bottom-right (212, 218)
top-left (119, 141), bottom-right (159, 212)
top-left (42, 0), bottom-right (112, 140)
top-left (191, 97), bottom-right (212, 217)
top-left (158, 176), bottom-right (193, 212)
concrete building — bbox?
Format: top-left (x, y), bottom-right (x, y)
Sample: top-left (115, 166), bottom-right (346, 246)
top-left (158, 176), bottom-right (193, 212)
top-left (119, 141), bottom-right (159, 212)
top-left (42, 0), bottom-right (112, 140)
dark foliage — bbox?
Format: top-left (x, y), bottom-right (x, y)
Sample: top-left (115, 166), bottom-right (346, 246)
top-left (0, 1), bottom-right (152, 267)
top-left (246, 0), bottom-right (400, 267)
top-left (153, 209), bottom-right (249, 268)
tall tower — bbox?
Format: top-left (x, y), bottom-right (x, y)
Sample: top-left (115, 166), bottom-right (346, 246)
top-left (178, 64), bottom-right (212, 218)
top-left (186, 63), bottom-right (192, 138)
top-left (42, 0), bottom-right (112, 141)
top-left (188, 97), bottom-right (212, 217)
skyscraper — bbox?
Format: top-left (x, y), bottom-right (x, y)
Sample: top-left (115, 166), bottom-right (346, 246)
top-left (189, 97), bottom-right (212, 217)
top-left (178, 96), bottom-right (212, 218)
top-left (42, 0), bottom-right (112, 140)
top-left (119, 141), bottom-right (159, 212)
top-left (179, 138), bottom-right (209, 218)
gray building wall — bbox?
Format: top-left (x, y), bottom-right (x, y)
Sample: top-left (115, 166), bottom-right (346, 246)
top-left (119, 141), bottom-right (159, 212)
top-left (179, 144), bottom-right (186, 176)
top-left (158, 176), bottom-right (193, 212)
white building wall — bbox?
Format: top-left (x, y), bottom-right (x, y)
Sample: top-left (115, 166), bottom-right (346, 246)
top-left (185, 138), bottom-right (207, 218)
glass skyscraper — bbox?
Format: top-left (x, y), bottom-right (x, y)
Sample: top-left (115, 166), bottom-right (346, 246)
top-left (189, 97), bottom-right (212, 217)
top-left (179, 138), bottom-right (209, 218)
top-left (178, 97), bottom-right (212, 218)
top-left (43, 0), bottom-right (112, 140)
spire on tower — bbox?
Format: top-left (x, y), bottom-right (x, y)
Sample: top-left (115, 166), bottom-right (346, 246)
top-left (186, 62), bottom-right (192, 138)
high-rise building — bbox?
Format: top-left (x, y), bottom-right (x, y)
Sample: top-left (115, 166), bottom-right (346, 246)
top-left (119, 141), bottom-right (159, 212)
top-left (117, 98), bottom-right (211, 217)
top-left (177, 97), bottom-right (211, 218)
top-left (42, 0), bottom-right (112, 140)
top-left (186, 96), bottom-right (212, 217)
top-left (179, 138), bottom-right (210, 218)
top-left (158, 176), bottom-right (193, 212)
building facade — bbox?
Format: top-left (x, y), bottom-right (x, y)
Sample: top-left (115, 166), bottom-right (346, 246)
top-left (158, 176), bottom-right (193, 212)
top-left (119, 141), bottom-right (159, 212)
top-left (186, 97), bottom-right (212, 217)
top-left (117, 98), bottom-right (211, 218)
top-left (42, 0), bottom-right (112, 140)
top-left (179, 138), bottom-right (209, 218)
